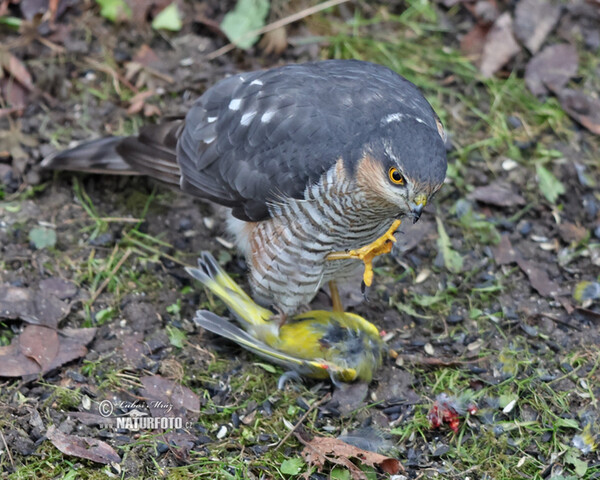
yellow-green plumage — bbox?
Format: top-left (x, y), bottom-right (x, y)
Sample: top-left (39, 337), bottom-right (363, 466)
top-left (186, 252), bottom-right (384, 383)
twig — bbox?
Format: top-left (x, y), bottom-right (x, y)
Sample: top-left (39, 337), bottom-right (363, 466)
top-left (276, 392), bottom-right (331, 450)
top-left (205, 0), bottom-right (350, 60)
top-left (0, 430), bottom-right (14, 469)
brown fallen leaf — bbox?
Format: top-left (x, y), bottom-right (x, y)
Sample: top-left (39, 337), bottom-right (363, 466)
top-left (0, 326), bottom-right (96, 377)
top-left (514, 0), bottom-right (562, 54)
top-left (479, 13), bottom-right (521, 78)
top-left (259, 27), bottom-right (288, 56)
top-left (0, 334), bottom-right (43, 377)
top-left (557, 89), bottom-right (600, 135)
top-left (493, 235), bottom-right (560, 297)
top-left (0, 77), bottom-right (28, 111)
top-left (0, 284), bottom-right (71, 328)
top-left (557, 222), bottom-right (588, 244)
top-left (492, 234), bottom-right (519, 265)
top-left (46, 425), bottom-right (121, 464)
top-left (140, 375), bottom-right (200, 420)
top-left (525, 44), bottom-right (578, 96)
top-left (39, 277), bottom-right (78, 300)
top-left (0, 51), bottom-right (34, 91)
top-left (19, 325), bottom-right (59, 371)
top-left (468, 182), bottom-right (526, 207)
top-left (133, 44), bottom-right (160, 66)
top-left (460, 24), bottom-right (491, 61)
top-left (516, 257), bottom-right (560, 297)
top-left (296, 431), bottom-right (402, 479)
top-left (127, 90), bottom-right (157, 115)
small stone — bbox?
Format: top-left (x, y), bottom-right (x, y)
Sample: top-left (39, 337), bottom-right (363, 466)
top-left (447, 314), bottom-right (463, 324)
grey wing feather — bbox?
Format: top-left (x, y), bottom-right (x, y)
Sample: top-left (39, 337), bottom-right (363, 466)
top-left (176, 60), bottom-right (441, 222)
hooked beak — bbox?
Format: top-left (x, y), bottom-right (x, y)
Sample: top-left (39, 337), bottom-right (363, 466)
top-left (410, 194), bottom-right (427, 223)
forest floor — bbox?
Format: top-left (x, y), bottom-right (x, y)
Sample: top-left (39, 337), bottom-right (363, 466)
top-left (0, 0), bottom-right (599, 479)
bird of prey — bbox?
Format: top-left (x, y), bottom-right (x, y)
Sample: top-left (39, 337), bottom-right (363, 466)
top-left (42, 59), bottom-right (447, 316)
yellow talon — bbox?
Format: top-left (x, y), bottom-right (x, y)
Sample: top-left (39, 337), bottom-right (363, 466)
top-left (327, 219), bottom-right (402, 287)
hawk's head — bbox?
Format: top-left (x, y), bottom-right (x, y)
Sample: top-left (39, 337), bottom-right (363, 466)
top-left (354, 115), bottom-right (447, 222)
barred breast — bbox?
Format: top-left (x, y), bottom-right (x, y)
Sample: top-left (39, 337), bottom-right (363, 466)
top-left (228, 160), bottom-right (400, 314)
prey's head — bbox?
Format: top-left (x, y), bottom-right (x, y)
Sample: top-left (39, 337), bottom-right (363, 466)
top-left (354, 115), bottom-right (447, 222)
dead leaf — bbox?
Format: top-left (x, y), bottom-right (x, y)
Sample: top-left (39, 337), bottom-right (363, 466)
top-left (493, 235), bottom-right (560, 297)
top-left (514, 0), bottom-right (562, 54)
top-left (0, 284), bottom-right (71, 328)
top-left (468, 182), bottom-right (526, 207)
top-left (52, 327), bottom-right (97, 367)
top-left (479, 13), bottom-right (521, 78)
top-left (525, 44), bottom-right (578, 96)
top-left (460, 24), bottom-right (491, 61)
top-left (143, 103), bottom-right (161, 117)
top-left (127, 89), bottom-right (156, 115)
top-left (493, 234), bottom-right (519, 264)
top-left (46, 425), bottom-right (121, 464)
top-left (39, 277), bottom-right (78, 300)
top-left (0, 326), bottom-right (96, 377)
top-left (259, 27), bottom-right (288, 56)
top-left (0, 77), bottom-right (28, 110)
top-left (133, 44), bottom-right (160, 67)
top-left (557, 89), bottom-right (600, 135)
top-left (516, 257), bottom-right (560, 297)
top-left (19, 325), bottom-right (59, 371)
top-left (140, 375), bottom-right (200, 420)
top-left (0, 336), bottom-right (43, 377)
top-left (297, 432), bottom-right (402, 479)
top-left (557, 222), bottom-right (588, 244)
top-left (0, 51), bottom-right (34, 91)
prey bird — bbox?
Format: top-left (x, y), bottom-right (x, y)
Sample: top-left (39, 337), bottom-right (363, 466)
top-left (187, 252), bottom-right (385, 384)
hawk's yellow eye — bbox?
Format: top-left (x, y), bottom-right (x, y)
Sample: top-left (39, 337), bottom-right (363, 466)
top-left (388, 167), bottom-right (405, 185)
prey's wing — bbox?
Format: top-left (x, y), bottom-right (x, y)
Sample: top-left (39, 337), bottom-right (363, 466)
top-left (193, 310), bottom-right (347, 379)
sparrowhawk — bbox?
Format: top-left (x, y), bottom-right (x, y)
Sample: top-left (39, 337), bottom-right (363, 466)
top-left (42, 59), bottom-right (448, 315)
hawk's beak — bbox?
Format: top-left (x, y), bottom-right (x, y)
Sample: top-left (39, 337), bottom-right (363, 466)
top-left (411, 194), bottom-right (427, 223)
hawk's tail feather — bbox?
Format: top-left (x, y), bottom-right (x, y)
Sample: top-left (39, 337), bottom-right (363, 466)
top-left (41, 122), bottom-right (183, 187)
top-left (115, 122), bottom-right (183, 185)
top-left (41, 137), bottom-right (135, 174)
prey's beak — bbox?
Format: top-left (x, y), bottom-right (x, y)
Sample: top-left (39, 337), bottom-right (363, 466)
top-left (410, 194), bottom-right (427, 223)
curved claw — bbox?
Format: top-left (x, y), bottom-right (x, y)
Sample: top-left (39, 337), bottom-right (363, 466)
top-left (278, 370), bottom-right (304, 390)
top-left (327, 219), bottom-right (402, 287)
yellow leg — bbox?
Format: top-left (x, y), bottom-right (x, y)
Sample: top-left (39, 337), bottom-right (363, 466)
top-left (326, 219), bottom-right (402, 287)
top-left (329, 280), bottom-right (344, 312)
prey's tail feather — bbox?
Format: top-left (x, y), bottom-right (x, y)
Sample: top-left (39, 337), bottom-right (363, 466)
top-left (41, 121), bottom-right (184, 187)
top-left (185, 251), bottom-right (272, 325)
